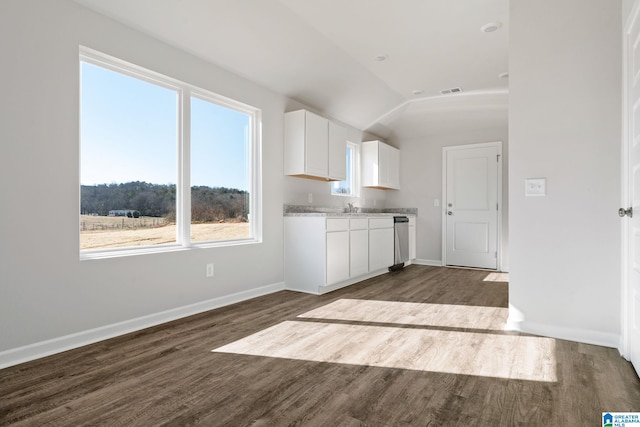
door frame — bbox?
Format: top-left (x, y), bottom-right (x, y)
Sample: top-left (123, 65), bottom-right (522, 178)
top-left (441, 141), bottom-right (503, 271)
top-left (619, 0), bottom-right (640, 361)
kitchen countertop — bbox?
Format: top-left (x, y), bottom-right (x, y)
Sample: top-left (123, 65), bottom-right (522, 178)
top-left (283, 204), bottom-right (417, 217)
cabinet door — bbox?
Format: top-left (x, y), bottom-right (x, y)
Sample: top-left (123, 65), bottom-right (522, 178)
top-left (362, 141), bottom-right (400, 189)
top-left (387, 145), bottom-right (400, 189)
top-left (361, 141), bottom-right (379, 187)
top-left (328, 121), bottom-right (347, 181)
top-left (369, 228), bottom-right (394, 271)
top-left (283, 110), bottom-right (305, 176)
top-left (409, 225), bottom-right (416, 261)
top-left (326, 231), bottom-right (350, 285)
top-left (350, 229), bottom-right (369, 277)
top-left (378, 142), bottom-right (390, 187)
top-left (305, 111), bottom-right (329, 177)
top-left (284, 217), bottom-right (327, 293)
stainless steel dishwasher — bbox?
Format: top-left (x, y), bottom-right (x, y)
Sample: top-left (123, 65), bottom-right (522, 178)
top-left (390, 216), bottom-right (409, 271)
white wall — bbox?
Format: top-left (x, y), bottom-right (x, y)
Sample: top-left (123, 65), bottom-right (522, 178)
top-left (0, 0), bottom-right (286, 365)
top-left (386, 128), bottom-right (509, 268)
top-left (624, 0), bottom-right (636, 22)
top-left (282, 174), bottom-right (387, 209)
top-left (509, 0), bottom-right (622, 347)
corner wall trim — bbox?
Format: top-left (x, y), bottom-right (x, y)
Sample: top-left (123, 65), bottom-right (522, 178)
top-left (0, 281), bottom-right (285, 370)
top-left (505, 318), bottom-right (620, 349)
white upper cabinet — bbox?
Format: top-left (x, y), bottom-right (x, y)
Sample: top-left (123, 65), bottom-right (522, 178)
top-left (284, 109), bottom-right (346, 181)
top-left (362, 140), bottom-right (400, 190)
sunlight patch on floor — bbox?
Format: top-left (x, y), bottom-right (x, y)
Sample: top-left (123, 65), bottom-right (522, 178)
top-left (213, 320), bottom-right (557, 382)
top-left (484, 272), bottom-right (509, 282)
top-left (298, 299), bottom-right (509, 331)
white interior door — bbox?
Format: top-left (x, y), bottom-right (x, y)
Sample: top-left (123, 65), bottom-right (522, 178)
top-left (623, 0), bottom-right (640, 376)
top-left (443, 143), bottom-right (501, 270)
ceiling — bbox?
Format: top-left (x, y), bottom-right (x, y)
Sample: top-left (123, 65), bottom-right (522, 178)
top-left (74, 0), bottom-right (509, 140)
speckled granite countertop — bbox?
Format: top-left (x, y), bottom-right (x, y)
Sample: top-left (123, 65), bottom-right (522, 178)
top-left (283, 205), bottom-right (417, 217)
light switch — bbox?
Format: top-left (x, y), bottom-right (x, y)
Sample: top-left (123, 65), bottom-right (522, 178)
top-left (525, 178), bottom-right (546, 197)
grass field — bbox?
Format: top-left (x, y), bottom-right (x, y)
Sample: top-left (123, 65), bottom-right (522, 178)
top-left (80, 215), bottom-right (250, 250)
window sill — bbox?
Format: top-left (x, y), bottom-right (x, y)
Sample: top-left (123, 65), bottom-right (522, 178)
top-left (80, 238), bottom-right (261, 260)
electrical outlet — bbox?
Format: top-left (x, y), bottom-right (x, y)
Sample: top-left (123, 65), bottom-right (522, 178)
top-left (307, 193), bottom-right (313, 204)
top-left (206, 263), bottom-right (214, 277)
top-left (525, 178), bottom-right (546, 197)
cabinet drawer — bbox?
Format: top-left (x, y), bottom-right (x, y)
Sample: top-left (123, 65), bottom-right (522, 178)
top-left (350, 218), bottom-right (369, 230)
top-left (369, 217), bottom-right (393, 229)
top-left (326, 218), bottom-right (349, 231)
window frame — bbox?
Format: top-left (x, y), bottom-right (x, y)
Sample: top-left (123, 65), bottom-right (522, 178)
top-left (331, 141), bottom-right (360, 198)
top-left (79, 47), bottom-right (262, 260)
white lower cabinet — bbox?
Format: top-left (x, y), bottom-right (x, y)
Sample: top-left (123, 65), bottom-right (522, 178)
top-left (284, 215), bottom-right (396, 294)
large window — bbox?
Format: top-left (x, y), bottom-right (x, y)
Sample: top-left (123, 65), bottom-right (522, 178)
top-left (80, 48), bottom-right (260, 257)
top-left (331, 142), bottom-right (359, 197)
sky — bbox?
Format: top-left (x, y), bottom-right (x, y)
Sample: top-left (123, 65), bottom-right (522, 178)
top-left (80, 61), bottom-right (250, 191)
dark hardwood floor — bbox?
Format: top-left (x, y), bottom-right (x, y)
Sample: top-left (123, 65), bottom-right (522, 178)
top-left (1, 265), bottom-right (639, 426)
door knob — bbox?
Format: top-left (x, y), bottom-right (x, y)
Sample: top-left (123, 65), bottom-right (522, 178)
top-left (447, 211), bottom-right (453, 216)
top-left (619, 207), bottom-right (633, 218)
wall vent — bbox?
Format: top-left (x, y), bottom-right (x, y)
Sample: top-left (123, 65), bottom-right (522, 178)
top-left (440, 87), bottom-right (463, 95)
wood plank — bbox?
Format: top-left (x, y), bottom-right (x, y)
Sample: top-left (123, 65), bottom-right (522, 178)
top-left (0, 266), bottom-right (638, 426)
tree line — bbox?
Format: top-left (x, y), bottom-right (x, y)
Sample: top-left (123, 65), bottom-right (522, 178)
top-left (81, 181), bottom-right (249, 222)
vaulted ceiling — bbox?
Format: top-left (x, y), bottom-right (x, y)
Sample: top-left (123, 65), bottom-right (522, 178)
top-left (74, 0), bottom-right (509, 140)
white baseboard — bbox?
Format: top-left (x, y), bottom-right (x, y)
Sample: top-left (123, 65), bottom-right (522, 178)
top-left (412, 259), bottom-right (443, 267)
top-left (318, 269), bottom-right (389, 295)
top-left (505, 317), bottom-right (620, 349)
top-left (0, 281), bottom-right (285, 370)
